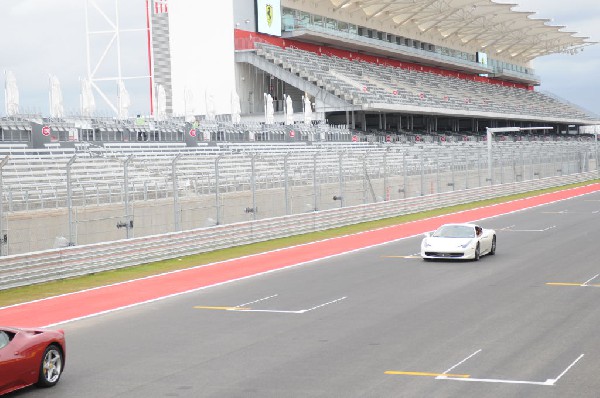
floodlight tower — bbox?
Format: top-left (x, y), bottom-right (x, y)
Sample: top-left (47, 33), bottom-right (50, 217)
top-left (84, 0), bottom-right (150, 116)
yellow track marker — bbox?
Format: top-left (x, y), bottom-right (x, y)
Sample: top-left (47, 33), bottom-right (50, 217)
top-left (546, 283), bottom-right (584, 286)
top-left (193, 306), bottom-right (250, 311)
top-left (385, 371), bottom-right (470, 378)
top-left (546, 283), bottom-right (600, 287)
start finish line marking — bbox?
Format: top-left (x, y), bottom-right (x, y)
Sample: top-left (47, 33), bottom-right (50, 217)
top-left (386, 350), bottom-right (584, 387)
top-left (498, 224), bottom-right (556, 232)
top-left (194, 295), bottom-right (347, 314)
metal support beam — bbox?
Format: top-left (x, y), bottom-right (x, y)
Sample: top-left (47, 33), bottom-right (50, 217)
top-left (172, 154), bottom-right (181, 231)
top-left (66, 155), bottom-right (78, 246)
top-left (0, 156), bottom-right (9, 256)
top-left (235, 52), bottom-right (354, 111)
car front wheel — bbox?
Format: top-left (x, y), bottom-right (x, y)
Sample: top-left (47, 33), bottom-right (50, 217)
top-left (37, 345), bottom-right (63, 388)
top-left (473, 243), bottom-right (480, 261)
top-left (490, 236), bottom-right (496, 255)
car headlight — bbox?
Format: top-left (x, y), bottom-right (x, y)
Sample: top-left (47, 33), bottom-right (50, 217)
top-left (422, 239), bottom-right (431, 248)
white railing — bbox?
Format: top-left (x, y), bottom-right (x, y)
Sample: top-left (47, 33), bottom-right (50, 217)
top-left (0, 171), bottom-right (597, 291)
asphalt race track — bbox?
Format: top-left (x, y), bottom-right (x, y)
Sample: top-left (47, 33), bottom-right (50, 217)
top-left (9, 190), bottom-right (600, 398)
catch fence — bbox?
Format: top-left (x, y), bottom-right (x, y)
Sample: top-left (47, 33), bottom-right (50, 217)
top-left (0, 139), bottom-right (598, 256)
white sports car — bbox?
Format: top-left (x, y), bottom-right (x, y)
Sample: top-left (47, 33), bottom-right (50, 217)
top-left (421, 223), bottom-right (496, 261)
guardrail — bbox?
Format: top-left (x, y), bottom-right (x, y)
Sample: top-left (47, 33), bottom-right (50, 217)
top-left (0, 171), bottom-right (597, 291)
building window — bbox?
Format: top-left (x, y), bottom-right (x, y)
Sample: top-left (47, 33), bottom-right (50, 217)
top-left (326, 18), bottom-right (337, 30)
top-left (298, 11), bottom-right (310, 28)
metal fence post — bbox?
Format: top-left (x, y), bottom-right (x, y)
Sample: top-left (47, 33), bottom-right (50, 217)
top-left (531, 148), bottom-right (535, 180)
top-left (383, 147), bottom-right (390, 201)
top-left (250, 153), bottom-right (257, 220)
top-left (594, 131), bottom-right (600, 178)
top-left (362, 151), bottom-right (376, 203)
top-left (66, 155), bottom-right (77, 246)
top-left (338, 151), bottom-right (345, 207)
top-left (499, 146), bottom-right (504, 184)
top-left (436, 148), bottom-right (441, 193)
top-left (450, 147), bottom-right (455, 191)
top-left (284, 152), bottom-right (290, 215)
top-left (313, 152), bottom-right (318, 211)
top-left (464, 150), bottom-right (469, 190)
top-left (215, 154), bottom-right (224, 225)
top-left (420, 148), bottom-right (425, 196)
top-left (487, 128), bottom-right (493, 186)
top-left (538, 149), bottom-right (543, 178)
top-left (512, 149), bottom-right (517, 182)
top-left (124, 155), bottom-right (133, 239)
top-left (520, 146), bottom-right (525, 181)
top-left (172, 154), bottom-right (181, 231)
top-left (402, 150), bottom-right (407, 198)
top-left (0, 156), bottom-right (9, 256)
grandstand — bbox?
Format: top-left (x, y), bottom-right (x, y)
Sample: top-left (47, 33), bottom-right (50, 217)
top-left (231, 0), bottom-right (598, 134)
top-left (249, 41), bottom-right (593, 122)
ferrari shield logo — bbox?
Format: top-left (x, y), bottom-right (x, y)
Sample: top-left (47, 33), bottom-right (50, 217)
top-left (266, 4), bottom-right (273, 27)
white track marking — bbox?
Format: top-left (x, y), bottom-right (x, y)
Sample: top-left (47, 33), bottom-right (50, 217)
top-left (437, 349), bottom-right (482, 378)
top-left (235, 309), bottom-right (304, 314)
top-left (440, 353), bottom-right (584, 386)
top-left (550, 354), bottom-right (585, 385)
top-left (441, 376), bottom-right (554, 386)
top-left (300, 296), bottom-right (347, 313)
top-left (235, 294), bottom-right (278, 307)
top-left (582, 274), bottom-right (599, 287)
top-left (498, 225), bottom-right (515, 231)
top-left (501, 225), bottom-right (556, 232)
top-left (235, 297), bottom-right (347, 314)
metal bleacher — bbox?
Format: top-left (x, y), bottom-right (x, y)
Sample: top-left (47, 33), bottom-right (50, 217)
top-left (254, 42), bottom-right (594, 122)
top-left (0, 134), bottom-right (596, 212)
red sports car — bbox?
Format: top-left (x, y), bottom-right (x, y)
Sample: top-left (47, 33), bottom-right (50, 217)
top-left (0, 327), bottom-right (66, 395)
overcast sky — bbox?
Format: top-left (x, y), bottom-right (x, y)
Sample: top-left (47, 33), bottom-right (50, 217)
top-left (1, 0), bottom-right (599, 118)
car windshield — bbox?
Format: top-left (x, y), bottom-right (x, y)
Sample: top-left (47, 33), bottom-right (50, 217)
top-left (432, 225), bottom-right (475, 238)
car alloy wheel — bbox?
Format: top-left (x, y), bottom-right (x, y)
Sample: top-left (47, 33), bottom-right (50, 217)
top-left (38, 345), bottom-right (63, 387)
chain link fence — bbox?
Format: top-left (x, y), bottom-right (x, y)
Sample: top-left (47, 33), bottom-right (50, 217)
top-left (0, 139), bottom-right (598, 256)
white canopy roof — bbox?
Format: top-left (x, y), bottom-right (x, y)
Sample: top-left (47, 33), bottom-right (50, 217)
top-left (326, 0), bottom-right (595, 61)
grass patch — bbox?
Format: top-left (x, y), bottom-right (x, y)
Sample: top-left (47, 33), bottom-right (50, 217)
top-left (0, 180), bottom-right (597, 308)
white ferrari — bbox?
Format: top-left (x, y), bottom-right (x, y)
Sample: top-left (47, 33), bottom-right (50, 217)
top-left (421, 223), bottom-right (496, 261)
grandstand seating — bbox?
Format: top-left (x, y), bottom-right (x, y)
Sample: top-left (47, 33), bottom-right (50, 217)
top-left (0, 137), bottom-right (595, 212)
top-left (255, 42), bottom-right (593, 121)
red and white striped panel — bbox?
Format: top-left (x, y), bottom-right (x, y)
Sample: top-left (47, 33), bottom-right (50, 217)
top-left (154, 0), bottom-right (168, 14)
